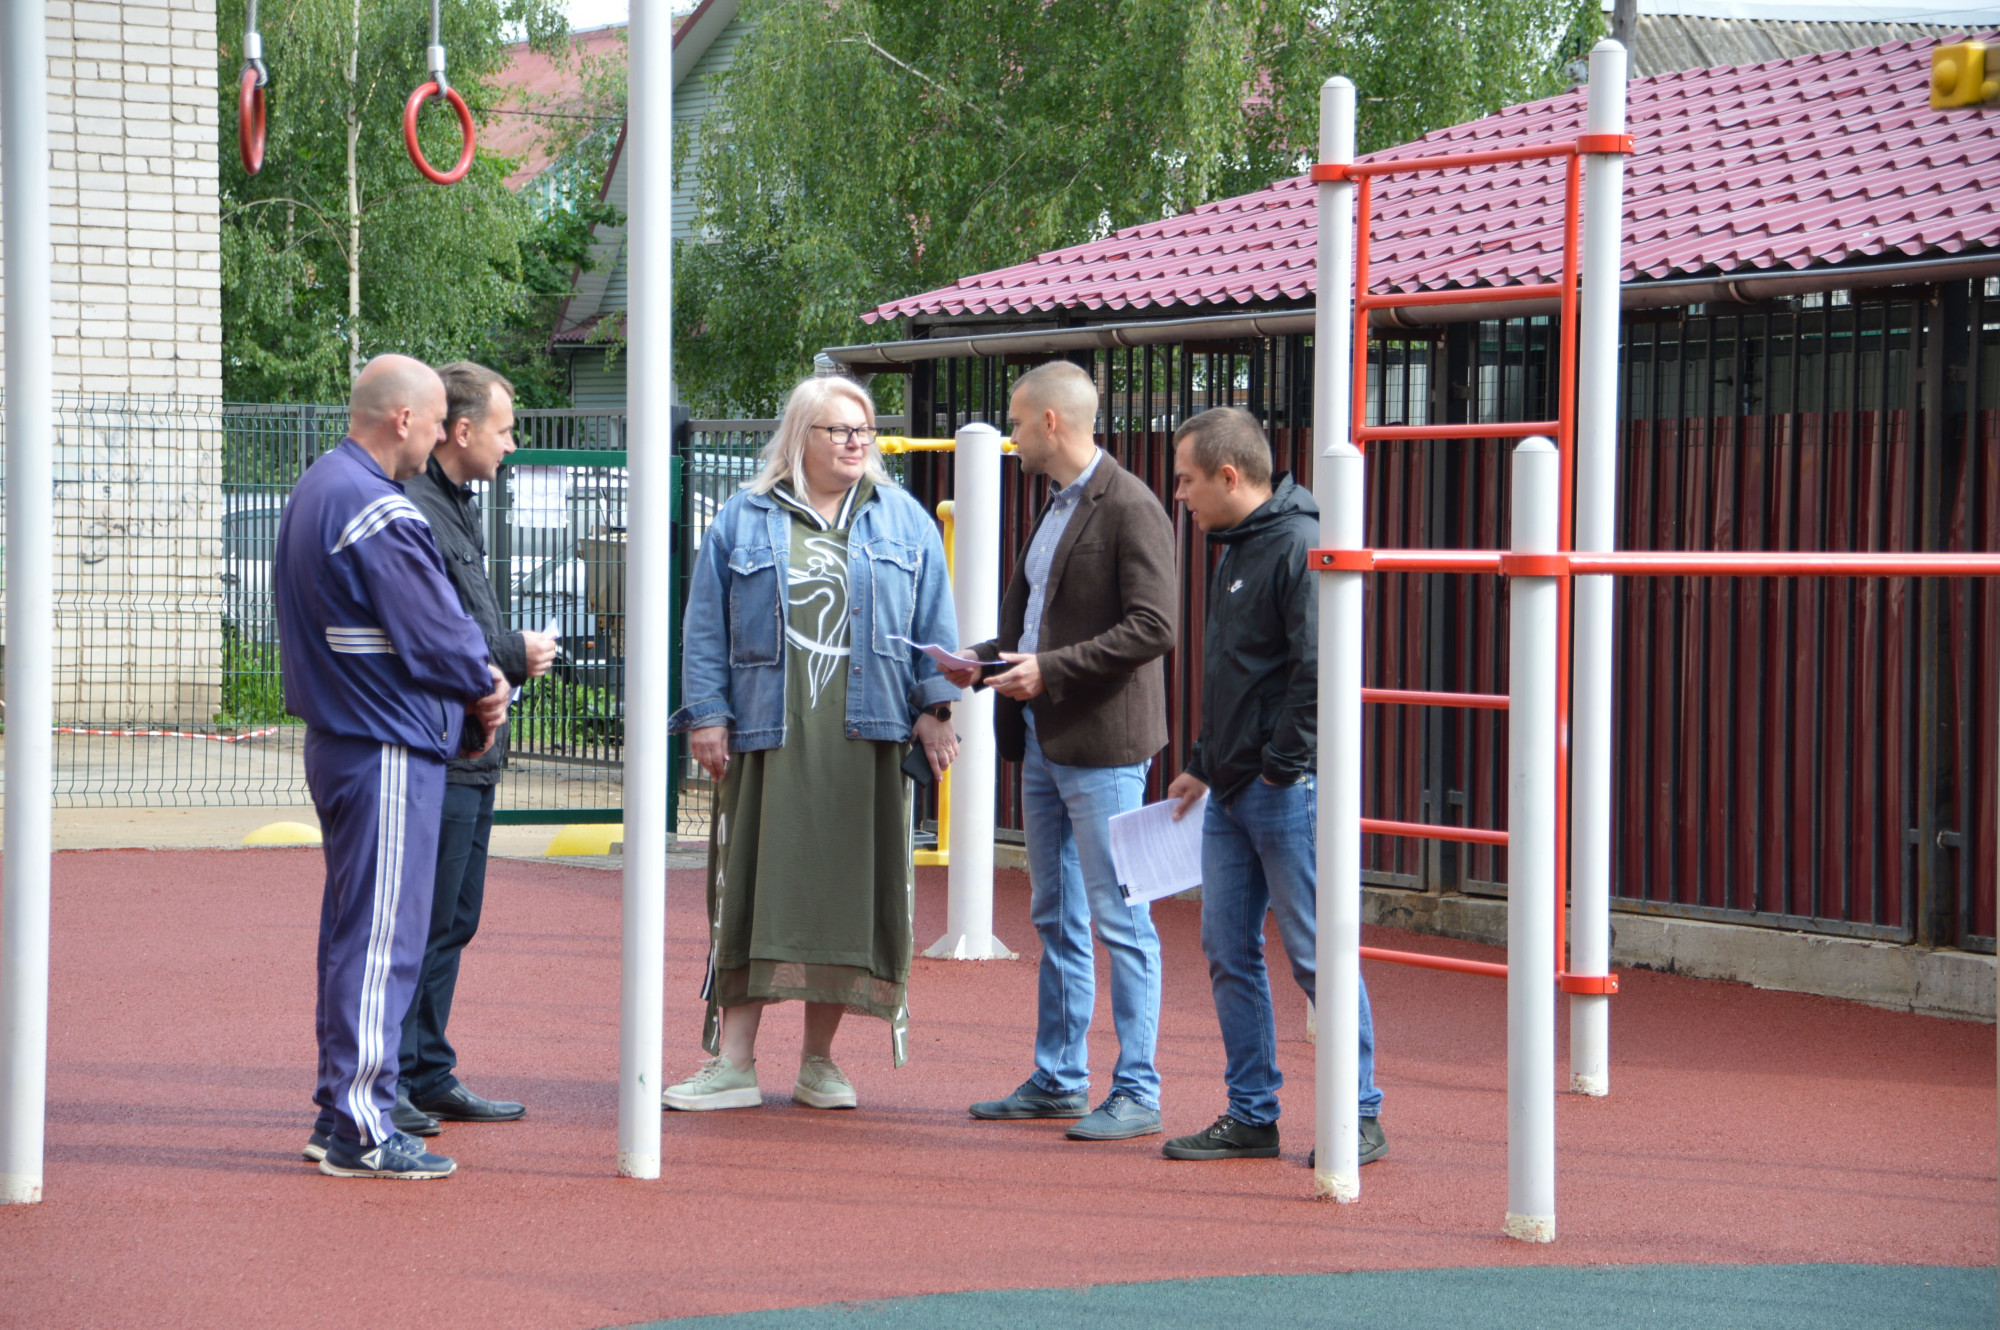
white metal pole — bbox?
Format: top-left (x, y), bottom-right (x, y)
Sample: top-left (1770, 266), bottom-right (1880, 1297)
top-left (1312, 75), bottom-right (1362, 1203)
top-left (1504, 437), bottom-right (1560, 1244)
top-left (1569, 37), bottom-right (1628, 1100)
top-left (925, 422), bottom-right (1012, 960)
top-left (616, 0), bottom-right (670, 1181)
top-left (0, 0), bottom-right (56, 1207)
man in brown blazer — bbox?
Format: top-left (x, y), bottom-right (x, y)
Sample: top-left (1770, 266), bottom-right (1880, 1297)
top-left (945, 359), bottom-right (1177, 1142)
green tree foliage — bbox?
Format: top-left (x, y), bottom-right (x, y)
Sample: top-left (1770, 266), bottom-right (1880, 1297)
top-left (217, 0), bottom-right (620, 404)
top-left (676, 0), bottom-right (1599, 416)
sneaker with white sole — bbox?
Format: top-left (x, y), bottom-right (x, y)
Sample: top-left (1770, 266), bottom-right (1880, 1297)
top-left (317, 1131), bottom-right (456, 1180)
top-left (662, 1056), bottom-right (762, 1111)
top-left (792, 1055), bottom-right (858, 1109)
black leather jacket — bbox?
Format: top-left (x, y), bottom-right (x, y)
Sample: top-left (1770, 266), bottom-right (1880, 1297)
top-left (1183, 474), bottom-right (1320, 806)
top-left (405, 455), bottom-right (529, 785)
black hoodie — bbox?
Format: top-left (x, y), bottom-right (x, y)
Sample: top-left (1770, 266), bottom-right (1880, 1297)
top-left (1183, 473), bottom-right (1319, 806)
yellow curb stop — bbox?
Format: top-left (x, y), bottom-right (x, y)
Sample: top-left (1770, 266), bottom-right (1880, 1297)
top-left (545, 823), bottom-right (624, 856)
top-left (242, 821), bottom-right (323, 846)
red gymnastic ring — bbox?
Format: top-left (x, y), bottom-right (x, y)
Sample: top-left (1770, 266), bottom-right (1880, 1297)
top-left (239, 67), bottom-right (266, 175)
top-left (403, 82), bottom-right (476, 185)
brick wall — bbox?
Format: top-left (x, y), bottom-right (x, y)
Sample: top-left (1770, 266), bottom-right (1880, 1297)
top-left (0, 0), bottom-right (224, 395)
top-left (0, 2), bottom-right (224, 728)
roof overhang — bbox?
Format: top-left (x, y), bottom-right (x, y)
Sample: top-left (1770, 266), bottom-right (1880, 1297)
top-left (824, 251), bottom-right (2000, 369)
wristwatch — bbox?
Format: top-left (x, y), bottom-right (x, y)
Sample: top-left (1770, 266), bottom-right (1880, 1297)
top-left (925, 703), bottom-right (953, 723)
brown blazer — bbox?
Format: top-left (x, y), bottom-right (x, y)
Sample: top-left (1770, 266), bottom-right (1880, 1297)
top-left (971, 452), bottom-right (1177, 768)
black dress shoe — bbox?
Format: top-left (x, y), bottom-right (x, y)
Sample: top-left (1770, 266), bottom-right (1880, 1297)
top-left (391, 1093), bottom-right (442, 1137)
top-left (412, 1081), bottom-right (526, 1123)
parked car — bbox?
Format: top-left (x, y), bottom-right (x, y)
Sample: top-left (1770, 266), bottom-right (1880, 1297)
top-left (222, 498), bottom-right (284, 641)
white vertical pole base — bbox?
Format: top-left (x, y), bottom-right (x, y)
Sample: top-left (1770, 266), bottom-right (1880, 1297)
top-left (1569, 993), bottom-right (1610, 1096)
top-left (0, 1174), bottom-right (42, 1205)
top-left (1313, 1168), bottom-right (1360, 1202)
top-left (1503, 1212), bottom-right (1556, 1243)
top-left (617, 1151), bottom-right (661, 1180)
top-left (1305, 998), bottom-right (1317, 1044)
top-left (923, 931), bottom-right (1016, 960)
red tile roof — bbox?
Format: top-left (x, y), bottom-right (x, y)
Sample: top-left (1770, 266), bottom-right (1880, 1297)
top-left (869, 35), bottom-right (2000, 324)
top-left (488, 26), bottom-right (627, 190)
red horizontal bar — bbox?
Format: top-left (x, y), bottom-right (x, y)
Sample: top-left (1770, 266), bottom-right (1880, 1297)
top-left (1361, 817), bottom-right (1508, 846)
top-left (1309, 162), bottom-right (1349, 182)
top-left (1352, 142), bottom-right (1576, 177)
top-left (1361, 945), bottom-right (1507, 979)
top-left (1357, 421), bottom-right (1562, 442)
top-left (1367, 550), bottom-right (1505, 574)
top-left (1558, 972), bottom-right (1621, 995)
top-left (1567, 552), bottom-right (2000, 578)
top-left (1363, 687), bottom-right (1509, 710)
top-left (1359, 283), bottom-right (1564, 312)
top-left (1576, 133), bottom-right (1635, 155)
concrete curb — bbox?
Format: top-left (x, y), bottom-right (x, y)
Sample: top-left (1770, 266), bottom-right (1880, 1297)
top-left (1363, 888), bottom-right (1997, 1023)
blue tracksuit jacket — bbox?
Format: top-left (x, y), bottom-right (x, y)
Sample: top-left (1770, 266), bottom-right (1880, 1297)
top-left (273, 437), bottom-right (494, 750)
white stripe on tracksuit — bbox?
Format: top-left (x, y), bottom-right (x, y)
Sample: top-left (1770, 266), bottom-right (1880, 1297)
top-left (345, 742), bottom-right (408, 1145)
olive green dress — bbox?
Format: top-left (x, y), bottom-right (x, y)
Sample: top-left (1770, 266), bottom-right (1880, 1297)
top-left (702, 478), bottom-right (915, 1065)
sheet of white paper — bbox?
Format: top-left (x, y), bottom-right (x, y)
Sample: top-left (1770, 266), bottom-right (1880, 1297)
top-left (511, 465), bottom-right (568, 528)
top-left (514, 618), bottom-right (568, 704)
top-left (1107, 795), bottom-right (1206, 905)
top-left (886, 634), bottom-right (986, 670)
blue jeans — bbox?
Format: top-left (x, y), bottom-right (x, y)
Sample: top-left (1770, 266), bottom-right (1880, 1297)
top-left (1021, 723), bottom-right (1161, 1109)
top-left (1201, 774), bottom-right (1382, 1127)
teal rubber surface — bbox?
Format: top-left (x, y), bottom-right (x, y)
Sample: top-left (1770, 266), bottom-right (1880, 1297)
top-left (627, 1264), bottom-right (1996, 1329)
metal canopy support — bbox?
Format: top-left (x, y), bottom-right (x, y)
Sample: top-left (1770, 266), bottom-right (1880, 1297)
top-left (925, 423), bottom-right (1013, 961)
top-left (617, 0), bottom-right (670, 1181)
top-left (0, 0), bottom-right (56, 1207)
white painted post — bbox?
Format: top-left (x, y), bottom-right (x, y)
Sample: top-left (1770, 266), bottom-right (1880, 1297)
top-left (925, 423), bottom-right (1013, 960)
top-left (0, 0), bottom-right (55, 1207)
top-left (1312, 75), bottom-right (1362, 1203)
top-left (1505, 437), bottom-right (1560, 1244)
top-left (1569, 37), bottom-right (1628, 1099)
top-left (617, 0), bottom-right (670, 1181)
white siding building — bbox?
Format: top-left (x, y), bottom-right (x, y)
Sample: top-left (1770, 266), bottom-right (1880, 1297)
top-left (555, 0), bottom-right (745, 410)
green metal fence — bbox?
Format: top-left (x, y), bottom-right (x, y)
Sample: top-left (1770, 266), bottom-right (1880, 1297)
top-left (0, 397), bottom-right (919, 833)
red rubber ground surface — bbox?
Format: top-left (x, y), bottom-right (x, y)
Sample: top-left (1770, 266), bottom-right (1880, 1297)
top-left (0, 848), bottom-right (1992, 1328)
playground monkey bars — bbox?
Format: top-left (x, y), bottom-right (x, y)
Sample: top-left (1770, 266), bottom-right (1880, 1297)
top-left (1310, 41), bottom-right (2000, 1245)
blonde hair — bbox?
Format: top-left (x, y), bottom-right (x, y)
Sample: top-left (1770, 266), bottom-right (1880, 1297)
top-left (748, 375), bottom-right (895, 499)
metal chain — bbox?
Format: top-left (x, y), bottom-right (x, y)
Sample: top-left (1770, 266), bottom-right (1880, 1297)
top-left (427, 0), bottom-right (449, 98)
top-left (242, 0), bottom-right (268, 88)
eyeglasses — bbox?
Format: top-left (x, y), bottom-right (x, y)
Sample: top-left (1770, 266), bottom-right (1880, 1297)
top-left (811, 424), bottom-right (878, 446)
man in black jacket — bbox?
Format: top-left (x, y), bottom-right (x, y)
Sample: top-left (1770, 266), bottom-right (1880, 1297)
top-left (391, 362), bottom-right (557, 1133)
top-left (1158, 407), bottom-right (1385, 1167)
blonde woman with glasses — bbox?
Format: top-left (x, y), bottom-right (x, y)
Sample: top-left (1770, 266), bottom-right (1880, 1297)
top-left (667, 375), bottom-right (961, 1112)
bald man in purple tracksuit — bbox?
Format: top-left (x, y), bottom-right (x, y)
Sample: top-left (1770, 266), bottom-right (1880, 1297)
top-left (276, 355), bottom-right (509, 1180)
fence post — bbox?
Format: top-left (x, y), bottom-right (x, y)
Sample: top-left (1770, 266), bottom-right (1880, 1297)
top-left (1569, 36), bottom-right (1629, 1099)
top-left (616, 0), bottom-right (670, 1181)
top-left (1505, 437), bottom-right (1560, 1244)
top-left (1312, 74), bottom-right (1362, 1203)
top-left (925, 423), bottom-right (1013, 960)
top-left (0, 0), bottom-right (56, 1206)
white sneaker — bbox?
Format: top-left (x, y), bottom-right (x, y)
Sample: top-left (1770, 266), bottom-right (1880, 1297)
top-left (662, 1056), bottom-right (762, 1111)
top-left (792, 1054), bottom-right (858, 1109)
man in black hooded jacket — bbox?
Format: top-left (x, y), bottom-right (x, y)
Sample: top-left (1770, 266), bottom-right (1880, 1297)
top-left (1157, 407), bottom-right (1386, 1168)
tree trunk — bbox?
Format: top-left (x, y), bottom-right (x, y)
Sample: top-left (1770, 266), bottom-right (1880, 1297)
top-left (344, 0), bottom-right (362, 384)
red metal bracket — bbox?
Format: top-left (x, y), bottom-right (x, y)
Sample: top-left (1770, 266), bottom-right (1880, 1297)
top-left (1558, 972), bottom-right (1620, 995)
top-left (1309, 163), bottom-right (1352, 183)
top-left (1576, 133), bottom-right (1634, 155)
top-left (1308, 548), bottom-right (1374, 571)
top-left (1498, 552), bottom-right (1571, 577)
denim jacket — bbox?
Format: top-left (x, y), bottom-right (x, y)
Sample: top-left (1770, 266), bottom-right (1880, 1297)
top-left (668, 482), bottom-right (960, 750)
